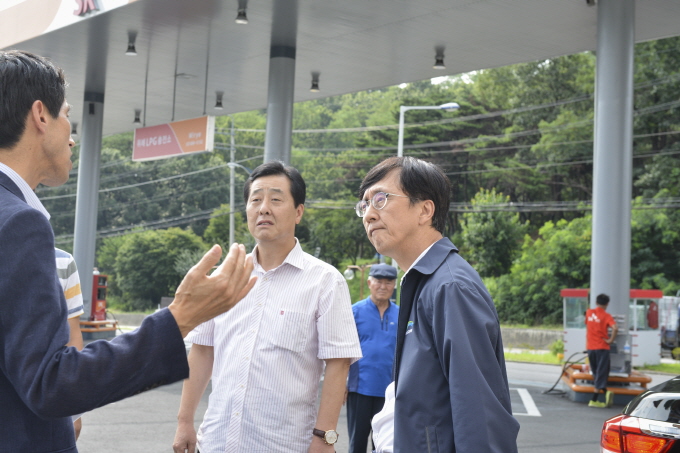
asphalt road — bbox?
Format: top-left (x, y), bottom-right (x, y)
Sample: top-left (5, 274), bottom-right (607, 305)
top-left (75, 361), bottom-right (674, 452)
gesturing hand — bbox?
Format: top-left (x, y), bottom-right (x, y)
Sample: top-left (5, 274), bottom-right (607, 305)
top-left (169, 243), bottom-right (257, 337)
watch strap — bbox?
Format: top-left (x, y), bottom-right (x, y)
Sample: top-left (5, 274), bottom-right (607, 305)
top-left (312, 428), bottom-right (338, 445)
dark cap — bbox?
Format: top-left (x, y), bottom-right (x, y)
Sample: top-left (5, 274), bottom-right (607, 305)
top-left (369, 264), bottom-right (397, 280)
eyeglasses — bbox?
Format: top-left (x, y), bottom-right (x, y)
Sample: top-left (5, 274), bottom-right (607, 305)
top-left (355, 192), bottom-right (410, 217)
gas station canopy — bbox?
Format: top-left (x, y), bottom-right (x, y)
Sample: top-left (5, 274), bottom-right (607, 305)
top-left (4, 0), bottom-right (680, 322)
top-left (3, 0), bottom-right (680, 137)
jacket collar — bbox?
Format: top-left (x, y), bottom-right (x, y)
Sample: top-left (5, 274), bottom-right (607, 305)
top-left (0, 165), bottom-right (50, 219)
top-left (394, 237), bottom-right (458, 389)
top-left (0, 170), bottom-right (26, 202)
top-left (409, 237), bottom-right (459, 277)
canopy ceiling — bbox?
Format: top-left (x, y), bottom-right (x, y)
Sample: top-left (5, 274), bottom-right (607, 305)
top-left (4, 0), bottom-right (680, 136)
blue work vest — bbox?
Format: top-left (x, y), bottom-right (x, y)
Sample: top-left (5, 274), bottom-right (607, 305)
top-left (347, 297), bottom-right (399, 397)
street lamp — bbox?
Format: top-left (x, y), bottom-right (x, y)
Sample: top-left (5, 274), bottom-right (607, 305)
top-left (226, 115), bottom-right (252, 245)
top-left (397, 102), bottom-right (460, 157)
top-left (227, 162), bottom-right (252, 244)
top-left (343, 264), bottom-right (374, 299)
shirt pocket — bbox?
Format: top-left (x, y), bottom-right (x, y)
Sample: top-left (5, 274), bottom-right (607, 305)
top-left (272, 310), bottom-right (313, 353)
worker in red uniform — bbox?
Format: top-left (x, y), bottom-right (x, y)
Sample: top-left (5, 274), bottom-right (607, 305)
top-left (585, 293), bottom-right (618, 408)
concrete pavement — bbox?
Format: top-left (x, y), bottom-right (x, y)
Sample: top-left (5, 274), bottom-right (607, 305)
top-left (77, 319), bottom-right (674, 452)
top-left (74, 359), bottom-right (675, 452)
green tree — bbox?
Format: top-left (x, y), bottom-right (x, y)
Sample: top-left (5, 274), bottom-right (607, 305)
top-left (490, 215), bottom-right (592, 325)
top-left (113, 228), bottom-right (207, 311)
top-left (630, 193), bottom-right (680, 295)
top-left (203, 204), bottom-right (254, 250)
top-left (459, 188), bottom-right (527, 278)
top-left (305, 208), bottom-right (374, 267)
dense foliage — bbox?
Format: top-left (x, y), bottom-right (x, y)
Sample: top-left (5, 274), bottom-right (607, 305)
top-left (40, 36), bottom-right (680, 319)
top-left (459, 188), bottom-right (527, 278)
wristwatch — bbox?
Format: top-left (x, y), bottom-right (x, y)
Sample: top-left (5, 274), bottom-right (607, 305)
top-left (312, 428), bottom-right (339, 445)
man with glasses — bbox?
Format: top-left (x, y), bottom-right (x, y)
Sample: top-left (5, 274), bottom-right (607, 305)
top-left (345, 263), bottom-right (398, 453)
top-left (356, 156), bottom-right (519, 453)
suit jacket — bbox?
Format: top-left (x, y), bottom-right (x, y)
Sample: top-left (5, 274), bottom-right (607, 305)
top-left (0, 172), bottom-right (190, 452)
top-left (393, 238), bottom-right (519, 453)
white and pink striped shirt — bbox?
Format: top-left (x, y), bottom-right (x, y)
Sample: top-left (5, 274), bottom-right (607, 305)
top-left (187, 240), bottom-right (362, 453)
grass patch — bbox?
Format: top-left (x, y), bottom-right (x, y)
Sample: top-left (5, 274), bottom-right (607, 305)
top-left (501, 323), bottom-right (562, 330)
top-left (636, 363), bottom-right (680, 375)
top-left (504, 351), bottom-right (561, 364)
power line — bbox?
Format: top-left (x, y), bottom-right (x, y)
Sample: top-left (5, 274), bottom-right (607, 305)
top-left (53, 195), bottom-right (680, 245)
top-left (39, 94), bottom-right (680, 201)
top-left (39, 154), bottom-right (263, 201)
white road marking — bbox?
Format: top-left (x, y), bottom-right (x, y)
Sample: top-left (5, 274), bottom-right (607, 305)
top-left (510, 387), bottom-right (542, 417)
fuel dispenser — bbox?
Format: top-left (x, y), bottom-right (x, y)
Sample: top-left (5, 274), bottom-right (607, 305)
top-left (80, 274), bottom-right (117, 340)
top-left (90, 274), bottom-right (108, 321)
top-left (628, 289), bottom-right (663, 367)
top-left (560, 288), bottom-right (657, 404)
top-left (562, 288), bottom-right (662, 369)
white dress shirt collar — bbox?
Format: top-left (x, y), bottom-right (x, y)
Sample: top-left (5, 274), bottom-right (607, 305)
top-left (0, 163), bottom-right (50, 220)
top-left (251, 238), bottom-right (305, 272)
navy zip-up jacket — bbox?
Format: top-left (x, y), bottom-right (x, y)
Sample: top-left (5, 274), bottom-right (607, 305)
top-left (394, 238), bottom-right (519, 453)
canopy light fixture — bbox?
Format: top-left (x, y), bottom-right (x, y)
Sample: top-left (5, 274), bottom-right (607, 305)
top-left (70, 122), bottom-right (78, 136)
top-left (310, 72), bottom-right (320, 92)
top-left (235, 7), bottom-right (248, 24)
top-left (125, 31), bottom-right (137, 56)
top-left (215, 91), bottom-right (224, 110)
top-left (133, 109), bottom-right (142, 125)
top-left (433, 45), bottom-right (446, 70)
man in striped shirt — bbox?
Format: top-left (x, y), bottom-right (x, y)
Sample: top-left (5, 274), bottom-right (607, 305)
top-left (174, 161), bottom-right (362, 453)
top-left (55, 248), bottom-right (85, 438)
top-left (55, 248), bottom-right (84, 349)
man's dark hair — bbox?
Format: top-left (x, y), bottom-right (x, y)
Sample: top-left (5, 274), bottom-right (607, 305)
top-left (358, 156), bottom-right (451, 233)
top-left (0, 50), bottom-right (66, 149)
top-left (243, 161), bottom-right (306, 207)
top-left (596, 293), bottom-right (610, 306)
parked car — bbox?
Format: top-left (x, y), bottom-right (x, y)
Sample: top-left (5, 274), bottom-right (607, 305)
top-left (601, 376), bottom-right (680, 453)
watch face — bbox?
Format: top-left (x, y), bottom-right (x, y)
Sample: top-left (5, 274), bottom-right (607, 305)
top-left (324, 430), bottom-right (338, 444)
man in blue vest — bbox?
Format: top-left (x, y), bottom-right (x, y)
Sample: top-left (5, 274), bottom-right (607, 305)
top-left (346, 263), bottom-right (399, 453)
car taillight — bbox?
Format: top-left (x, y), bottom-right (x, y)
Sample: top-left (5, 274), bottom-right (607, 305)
top-left (601, 414), bottom-right (675, 453)
top-left (602, 415), bottom-right (626, 452)
top-left (626, 433), bottom-right (669, 453)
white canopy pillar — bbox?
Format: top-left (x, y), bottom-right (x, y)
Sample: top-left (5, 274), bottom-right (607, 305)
top-left (590, 0), bottom-right (634, 323)
top-left (73, 92), bottom-right (104, 321)
top-left (263, 0), bottom-right (298, 164)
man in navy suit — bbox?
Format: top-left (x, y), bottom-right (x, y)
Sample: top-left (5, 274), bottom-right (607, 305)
top-left (0, 50), bottom-right (257, 452)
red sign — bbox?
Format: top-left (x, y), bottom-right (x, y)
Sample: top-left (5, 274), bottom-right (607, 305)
top-left (74, 0), bottom-right (98, 16)
top-left (132, 116), bottom-right (215, 162)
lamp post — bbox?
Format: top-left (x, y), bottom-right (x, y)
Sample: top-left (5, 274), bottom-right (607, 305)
top-left (397, 102), bottom-right (460, 157)
top-left (343, 264), bottom-right (374, 299)
top-left (227, 162), bottom-right (252, 245)
top-left (226, 115), bottom-right (252, 245)
top-left (228, 115), bottom-right (235, 245)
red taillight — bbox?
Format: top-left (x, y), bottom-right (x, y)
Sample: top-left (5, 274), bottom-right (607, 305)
top-left (602, 415), bottom-right (625, 452)
top-left (601, 415), bottom-right (673, 453)
top-left (625, 433), bottom-right (669, 453)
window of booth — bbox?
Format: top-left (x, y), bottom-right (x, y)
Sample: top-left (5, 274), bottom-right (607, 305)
top-left (565, 297), bottom-right (589, 328)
